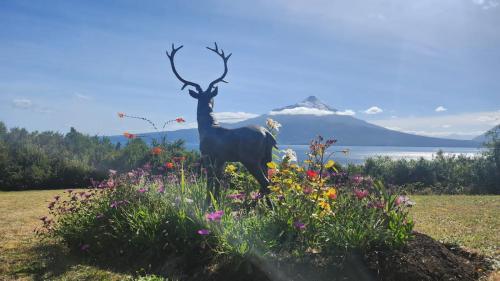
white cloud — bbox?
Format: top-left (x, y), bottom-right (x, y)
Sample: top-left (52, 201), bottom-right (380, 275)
top-left (12, 98), bottom-right (33, 109)
top-left (269, 107), bottom-right (335, 116)
top-left (435, 106), bottom-right (447, 112)
top-left (214, 111), bottom-right (259, 123)
top-left (75, 93), bottom-right (92, 100)
top-left (364, 106), bottom-right (383, 115)
top-left (336, 109), bottom-right (356, 116)
top-left (471, 0), bottom-right (499, 9)
top-left (372, 110), bottom-right (500, 139)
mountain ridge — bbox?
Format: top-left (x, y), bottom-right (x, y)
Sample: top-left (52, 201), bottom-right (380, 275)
top-left (109, 96), bottom-right (481, 147)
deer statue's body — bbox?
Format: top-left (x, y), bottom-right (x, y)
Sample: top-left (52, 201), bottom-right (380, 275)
top-left (166, 43), bottom-right (276, 197)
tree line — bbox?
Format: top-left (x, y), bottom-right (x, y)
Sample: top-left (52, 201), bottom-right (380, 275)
top-left (347, 127), bottom-right (500, 194)
top-left (0, 122), bottom-right (198, 190)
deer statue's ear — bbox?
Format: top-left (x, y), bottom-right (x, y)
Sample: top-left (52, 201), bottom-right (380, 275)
top-left (188, 89), bottom-right (200, 99)
top-left (210, 87), bottom-right (218, 98)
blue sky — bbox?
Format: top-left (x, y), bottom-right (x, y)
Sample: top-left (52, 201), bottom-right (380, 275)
top-left (1, 0), bottom-right (499, 139)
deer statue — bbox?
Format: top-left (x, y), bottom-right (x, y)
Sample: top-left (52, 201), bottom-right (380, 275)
top-left (166, 42), bottom-right (277, 198)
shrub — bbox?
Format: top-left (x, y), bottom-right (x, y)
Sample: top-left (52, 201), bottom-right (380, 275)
top-left (38, 136), bottom-right (414, 277)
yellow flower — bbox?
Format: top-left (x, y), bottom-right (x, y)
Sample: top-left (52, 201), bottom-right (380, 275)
top-left (225, 164), bottom-right (237, 174)
top-left (270, 185), bottom-right (281, 193)
top-left (325, 160), bottom-right (335, 168)
top-left (324, 188), bottom-right (337, 200)
top-left (267, 162), bottom-right (278, 169)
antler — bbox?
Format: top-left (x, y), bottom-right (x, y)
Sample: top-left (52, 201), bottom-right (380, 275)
top-left (166, 44), bottom-right (202, 92)
top-left (206, 42), bottom-right (231, 91)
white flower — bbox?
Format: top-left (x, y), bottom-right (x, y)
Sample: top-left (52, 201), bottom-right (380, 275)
top-left (282, 148), bottom-right (297, 162)
top-left (266, 118), bottom-right (282, 131)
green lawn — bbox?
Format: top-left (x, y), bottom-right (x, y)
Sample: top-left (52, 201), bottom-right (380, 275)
top-left (0, 190), bottom-right (498, 280)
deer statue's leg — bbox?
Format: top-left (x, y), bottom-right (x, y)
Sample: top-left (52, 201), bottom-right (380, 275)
top-left (213, 161), bottom-right (225, 198)
top-left (203, 155), bottom-right (225, 203)
top-left (202, 155), bottom-right (215, 202)
top-left (244, 162), bottom-right (270, 195)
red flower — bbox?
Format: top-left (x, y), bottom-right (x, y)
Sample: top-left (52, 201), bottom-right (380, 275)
top-left (306, 170), bottom-right (318, 180)
top-left (123, 132), bottom-right (136, 139)
top-left (151, 147), bottom-right (163, 155)
top-left (117, 112), bottom-right (125, 118)
top-left (165, 162), bottom-right (174, 169)
top-left (175, 117), bottom-right (185, 123)
top-left (173, 156), bottom-right (186, 162)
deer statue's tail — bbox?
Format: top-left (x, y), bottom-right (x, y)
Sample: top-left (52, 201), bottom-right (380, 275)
top-left (264, 131), bottom-right (277, 165)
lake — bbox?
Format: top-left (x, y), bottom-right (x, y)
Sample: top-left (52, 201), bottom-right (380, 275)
top-left (184, 143), bottom-right (484, 165)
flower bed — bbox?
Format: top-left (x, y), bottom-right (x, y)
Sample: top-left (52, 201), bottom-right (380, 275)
top-left (37, 136), bottom-right (491, 280)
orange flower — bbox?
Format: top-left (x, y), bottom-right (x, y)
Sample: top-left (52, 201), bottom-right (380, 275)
top-left (165, 162), bottom-right (174, 169)
top-left (123, 132), bottom-right (136, 139)
top-left (151, 147), bottom-right (163, 155)
top-left (324, 188), bottom-right (337, 200)
top-left (175, 117), bottom-right (186, 123)
top-left (267, 168), bottom-right (277, 179)
top-left (118, 112), bottom-right (125, 118)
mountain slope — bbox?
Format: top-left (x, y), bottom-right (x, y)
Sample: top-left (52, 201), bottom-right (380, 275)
top-left (110, 96), bottom-right (480, 147)
top-left (473, 124), bottom-right (500, 143)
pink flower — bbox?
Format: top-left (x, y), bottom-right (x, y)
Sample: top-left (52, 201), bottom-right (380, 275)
top-left (354, 189), bottom-right (369, 200)
top-left (227, 192), bottom-right (245, 200)
top-left (106, 179), bottom-right (115, 188)
top-left (138, 187), bottom-right (147, 193)
top-left (197, 229), bottom-right (211, 235)
top-left (395, 195), bottom-right (415, 207)
top-left (205, 210), bottom-right (224, 222)
top-left (158, 186), bottom-right (165, 193)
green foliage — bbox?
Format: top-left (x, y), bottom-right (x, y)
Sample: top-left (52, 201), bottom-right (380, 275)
top-left (0, 121), bottom-right (198, 190)
top-left (352, 146), bottom-right (499, 194)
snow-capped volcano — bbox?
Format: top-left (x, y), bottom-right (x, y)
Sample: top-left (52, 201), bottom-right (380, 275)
top-left (272, 96), bottom-right (337, 112)
top-left (270, 96), bottom-right (338, 116)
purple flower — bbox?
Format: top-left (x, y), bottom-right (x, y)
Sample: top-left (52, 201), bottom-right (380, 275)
top-left (352, 175), bottom-right (363, 185)
top-left (138, 187), bottom-right (147, 193)
top-left (80, 244), bottom-right (90, 251)
top-left (205, 210), bottom-right (224, 222)
top-left (158, 186), bottom-right (165, 193)
top-left (197, 229), bottom-right (211, 235)
top-left (250, 192), bottom-right (262, 200)
top-left (227, 192), bottom-right (245, 200)
top-left (293, 220), bottom-right (306, 230)
top-left (110, 200), bottom-right (129, 208)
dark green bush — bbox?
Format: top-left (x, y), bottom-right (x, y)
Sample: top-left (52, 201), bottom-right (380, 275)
top-left (0, 122), bottom-right (199, 190)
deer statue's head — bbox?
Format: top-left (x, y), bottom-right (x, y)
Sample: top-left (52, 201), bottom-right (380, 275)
top-left (166, 43), bottom-right (231, 118)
